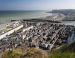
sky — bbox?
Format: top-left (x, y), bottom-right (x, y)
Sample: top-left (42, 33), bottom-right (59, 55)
top-left (0, 0), bottom-right (75, 10)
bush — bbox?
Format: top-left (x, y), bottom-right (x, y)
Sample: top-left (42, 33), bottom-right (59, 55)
top-left (2, 48), bottom-right (48, 58)
top-left (20, 48), bottom-right (48, 58)
top-left (49, 52), bottom-right (75, 58)
top-left (2, 49), bottom-right (24, 58)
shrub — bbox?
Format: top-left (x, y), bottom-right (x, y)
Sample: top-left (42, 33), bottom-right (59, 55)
top-left (49, 52), bottom-right (75, 58)
top-left (2, 49), bottom-right (23, 58)
top-left (20, 48), bottom-right (48, 58)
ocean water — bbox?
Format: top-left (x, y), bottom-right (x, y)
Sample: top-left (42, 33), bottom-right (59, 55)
top-left (0, 10), bottom-right (50, 23)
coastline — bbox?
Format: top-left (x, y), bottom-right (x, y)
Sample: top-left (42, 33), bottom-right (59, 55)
top-left (0, 11), bottom-right (75, 37)
top-left (0, 11), bottom-right (50, 23)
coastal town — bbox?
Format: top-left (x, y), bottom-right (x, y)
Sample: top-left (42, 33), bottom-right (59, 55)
top-left (0, 18), bottom-right (75, 54)
top-left (1, 0), bottom-right (75, 57)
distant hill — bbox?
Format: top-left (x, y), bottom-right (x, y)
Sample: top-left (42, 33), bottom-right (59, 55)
top-left (49, 9), bottom-right (75, 15)
top-left (49, 9), bottom-right (75, 21)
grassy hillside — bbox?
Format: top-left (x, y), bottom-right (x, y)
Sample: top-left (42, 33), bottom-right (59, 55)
top-left (49, 42), bottom-right (75, 58)
top-left (2, 48), bottom-right (24, 58)
top-left (2, 42), bottom-right (75, 58)
top-left (2, 48), bottom-right (48, 58)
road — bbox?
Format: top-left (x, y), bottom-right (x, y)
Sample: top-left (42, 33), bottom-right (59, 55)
top-left (0, 25), bottom-right (23, 40)
top-left (50, 27), bottom-right (63, 50)
top-left (23, 26), bottom-right (33, 32)
top-left (22, 26), bottom-right (34, 39)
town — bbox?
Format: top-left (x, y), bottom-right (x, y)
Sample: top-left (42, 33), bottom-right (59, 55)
top-left (0, 19), bottom-right (75, 53)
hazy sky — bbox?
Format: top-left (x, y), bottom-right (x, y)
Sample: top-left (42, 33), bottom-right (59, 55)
top-left (0, 0), bottom-right (75, 10)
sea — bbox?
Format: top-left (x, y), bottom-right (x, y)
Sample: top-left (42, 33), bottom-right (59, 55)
top-left (0, 10), bottom-right (51, 24)
top-left (0, 10), bottom-right (75, 26)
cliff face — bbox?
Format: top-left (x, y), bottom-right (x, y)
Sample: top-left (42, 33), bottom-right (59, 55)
top-left (67, 31), bottom-right (75, 44)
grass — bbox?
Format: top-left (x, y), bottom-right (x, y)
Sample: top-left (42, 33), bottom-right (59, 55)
top-left (48, 44), bottom-right (75, 58)
top-left (3, 49), bottom-right (75, 58)
top-left (13, 48), bottom-right (24, 55)
top-left (20, 48), bottom-right (48, 58)
top-left (2, 43), bottom-right (75, 58)
top-left (49, 51), bottom-right (75, 58)
top-left (2, 48), bottom-right (48, 58)
top-left (2, 48), bottom-right (24, 58)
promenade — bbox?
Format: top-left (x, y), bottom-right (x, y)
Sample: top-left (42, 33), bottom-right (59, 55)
top-left (0, 25), bottom-right (23, 40)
